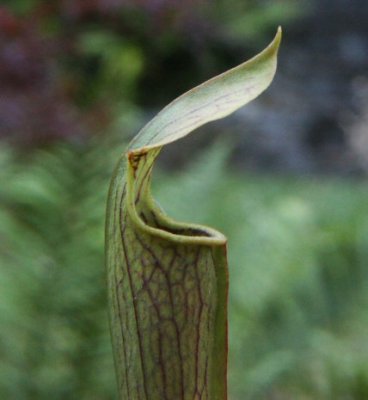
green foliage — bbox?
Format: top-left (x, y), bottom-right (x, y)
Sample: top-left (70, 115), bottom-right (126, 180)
top-left (75, 30), bottom-right (144, 106)
top-left (210, 0), bottom-right (303, 43)
top-left (156, 149), bottom-right (368, 400)
top-left (0, 137), bottom-right (119, 399)
top-left (1, 135), bottom-right (368, 399)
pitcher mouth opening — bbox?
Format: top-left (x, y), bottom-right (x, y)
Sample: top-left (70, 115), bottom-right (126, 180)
top-left (135, 207), bottom-right (227, 245)
top-left (127, 152), bottom-right (227, 246)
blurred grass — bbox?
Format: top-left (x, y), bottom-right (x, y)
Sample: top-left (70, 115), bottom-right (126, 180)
top-left (1, 137), bottom-right (368, 399)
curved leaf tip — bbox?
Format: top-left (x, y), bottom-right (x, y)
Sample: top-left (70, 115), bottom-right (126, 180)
top-left (128, 26), bottom-right (281, 153)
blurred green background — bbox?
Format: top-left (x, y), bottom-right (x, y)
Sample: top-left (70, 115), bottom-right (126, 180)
top-left (1, 1), bottom-right (368, 399)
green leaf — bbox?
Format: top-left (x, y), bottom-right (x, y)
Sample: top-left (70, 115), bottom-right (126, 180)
top-left (105, 27), bottom-right (281, 400)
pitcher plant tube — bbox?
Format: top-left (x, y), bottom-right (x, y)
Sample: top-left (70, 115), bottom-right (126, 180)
top-left (105, 27), bottom-right (282, 400)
